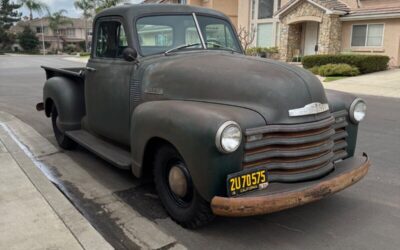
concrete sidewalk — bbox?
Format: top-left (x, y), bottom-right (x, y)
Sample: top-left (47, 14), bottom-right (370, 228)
top-left (0, 114), bottom-right (113, 250)
top-left (63, 56), bottom-right (89, 64)
top-left (322, 68), bottom-right (400, 98)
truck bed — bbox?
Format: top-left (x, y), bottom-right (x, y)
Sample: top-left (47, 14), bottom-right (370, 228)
top-left (41, 66), bottom-right (86, 81)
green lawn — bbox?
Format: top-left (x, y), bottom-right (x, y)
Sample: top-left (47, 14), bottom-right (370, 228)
top-left (323, 76), bottom-right (349, 82)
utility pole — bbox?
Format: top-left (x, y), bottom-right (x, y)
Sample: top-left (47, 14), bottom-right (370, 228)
top-left (40, 18), bottom-right (46, 55)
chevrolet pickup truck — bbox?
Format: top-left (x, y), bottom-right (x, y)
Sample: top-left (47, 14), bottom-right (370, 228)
top-left (38, 4), bottom-right (370, 228)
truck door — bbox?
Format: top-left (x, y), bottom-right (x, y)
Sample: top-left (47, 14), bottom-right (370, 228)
top-left (85, 17), bottom-right (133, 145)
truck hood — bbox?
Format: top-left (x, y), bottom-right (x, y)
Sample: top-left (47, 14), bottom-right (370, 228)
top-left (141, 52), bottom-right (330, 124)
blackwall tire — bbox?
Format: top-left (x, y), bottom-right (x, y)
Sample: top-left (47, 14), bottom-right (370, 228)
top-left (51, 106), bottom-right (76, 150)
top-left (153, 144), bottom-right (215, 229)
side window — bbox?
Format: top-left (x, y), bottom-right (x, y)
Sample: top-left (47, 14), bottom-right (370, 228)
top-left (95, 20), bottom-right (128, 58)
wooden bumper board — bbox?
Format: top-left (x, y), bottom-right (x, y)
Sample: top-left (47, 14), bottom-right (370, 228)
top-left (211, 154), bottom-right (370, 217)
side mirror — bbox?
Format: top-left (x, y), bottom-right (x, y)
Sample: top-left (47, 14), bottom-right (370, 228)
top-left (122, 48), bottom-right (138, 62)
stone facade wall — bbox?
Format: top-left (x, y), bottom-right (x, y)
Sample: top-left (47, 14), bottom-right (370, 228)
top-left (287, 23), bottom-right (302, 59)
top-left (319, 14), bottom-right (342, 54)
top-left (278, 0), bottom-right (342, 61)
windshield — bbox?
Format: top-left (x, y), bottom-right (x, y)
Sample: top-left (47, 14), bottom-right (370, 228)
top-left (136, 14), bottom-right (241, 56)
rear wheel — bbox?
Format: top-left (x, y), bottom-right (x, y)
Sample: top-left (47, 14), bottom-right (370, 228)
top-left (51, 106), bottom-right (76, 150)
top-left (153, 145), bottom-right (215, 228)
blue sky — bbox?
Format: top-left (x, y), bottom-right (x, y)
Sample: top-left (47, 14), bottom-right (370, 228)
top-left (20, 0), bottom-right (143, 18)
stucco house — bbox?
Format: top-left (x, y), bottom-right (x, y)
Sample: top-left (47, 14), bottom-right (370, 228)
top-left (143, 0), bottom-right (239, 27)
top-left (144, 0), bottom-right (400, 67)
top-left (10, 17), bottom-right (92, 52)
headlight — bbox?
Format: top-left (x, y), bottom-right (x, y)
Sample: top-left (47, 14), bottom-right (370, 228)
top-left (216, 121), bottom-right (242, 153)
top-left (350, 98), bottom-right (367, 123)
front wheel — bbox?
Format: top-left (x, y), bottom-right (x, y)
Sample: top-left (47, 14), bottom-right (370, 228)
top-left (153, 145), bottom-right (215, 228)
top-left (51, 106), bottom-right (76, 150)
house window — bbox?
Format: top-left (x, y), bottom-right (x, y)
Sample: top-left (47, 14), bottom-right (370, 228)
top-left (251, 0), bottom-right (256, 19)
top-left (258, 0), bottom-right (274, 19)
top-left (66, 28), bottom-right (75, 37)
top-left (250, 0), bottom-right (278, 48)
top-left (257, 23), bottom-right (273, 47)
top-left (36, 27), bottom-right (42, 33)
top-left (178, 0), bottom-right (187, 4)
top-left (351, 24), bottom-right (384, 47)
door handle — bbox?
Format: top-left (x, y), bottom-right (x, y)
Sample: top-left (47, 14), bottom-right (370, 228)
top-left (85, 67), bottom-right (97, 72)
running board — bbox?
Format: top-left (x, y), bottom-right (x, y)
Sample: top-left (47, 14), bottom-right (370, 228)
top-left (66, 130), bottom-right (131, 169)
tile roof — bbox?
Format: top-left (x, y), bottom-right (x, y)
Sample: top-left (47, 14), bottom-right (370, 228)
top-left (314, 0), bottom-right (351, 12)
top-left (276, 0), bottom-right (351, 16)
top-left (346, 6), bottom-right (400, 16)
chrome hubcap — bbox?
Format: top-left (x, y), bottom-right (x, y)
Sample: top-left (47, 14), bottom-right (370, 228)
top-left (168, 165), bottom-right (188, 198)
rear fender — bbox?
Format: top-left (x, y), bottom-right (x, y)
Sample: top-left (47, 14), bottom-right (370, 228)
top-left (43, 76), bottom-right (85, 131)
top-left (130, 100), bottom-right (265, 201)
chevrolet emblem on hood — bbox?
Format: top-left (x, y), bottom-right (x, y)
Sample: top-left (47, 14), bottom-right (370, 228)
top-left (289, 102), bottom-right (330, 117)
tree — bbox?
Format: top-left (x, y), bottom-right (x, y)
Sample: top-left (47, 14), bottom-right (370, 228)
top-left (19, 0), bottom-right (47, 20)
top-left (17, 25), bottom-right (38, 50)
top-left (47, 9), bottom-right (73, 53)
top-left (74, 0), bottom-right (94, 52)
top-left (237, 25), bottom-right (256, 52)
top-left (0, 0), bottom-right (21, 49)
top-left (96, 0), bottom-right (123, 13)
top-left (0, 0), bottom-right (22, 29)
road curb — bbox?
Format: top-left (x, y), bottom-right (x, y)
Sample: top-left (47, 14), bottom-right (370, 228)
top-left (0, 111), bottom-right (185, 250)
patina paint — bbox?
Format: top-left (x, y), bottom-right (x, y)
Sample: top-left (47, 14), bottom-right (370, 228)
top-left (41, 4), bottom-right (366, 203)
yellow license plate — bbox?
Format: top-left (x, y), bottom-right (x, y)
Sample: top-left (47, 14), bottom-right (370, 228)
top-left (227, 167), bottom-right (268, 197)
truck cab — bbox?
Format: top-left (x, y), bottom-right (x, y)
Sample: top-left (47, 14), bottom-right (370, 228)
top-left (39, 4), bottom-right (370, 228)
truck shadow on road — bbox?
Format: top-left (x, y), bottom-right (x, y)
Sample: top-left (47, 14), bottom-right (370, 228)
top-left (43, 145), bottom-right (377, 249)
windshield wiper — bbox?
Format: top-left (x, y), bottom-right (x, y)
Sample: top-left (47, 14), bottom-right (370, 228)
top-left (164, 43), bottom-right (203, 55)
top-left (205, 42), bottom-right (240, 54)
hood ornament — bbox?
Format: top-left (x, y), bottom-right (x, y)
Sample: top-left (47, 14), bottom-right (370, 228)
top-left (289, 102), bottom-right (329, 117)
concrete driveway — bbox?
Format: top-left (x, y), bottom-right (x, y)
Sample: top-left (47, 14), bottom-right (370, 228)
top-left (322, 69), bottom-right (400, 98)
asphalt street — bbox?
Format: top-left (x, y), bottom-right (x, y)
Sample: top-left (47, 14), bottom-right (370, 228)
top-left (0, 55), bottom-right (399, 249)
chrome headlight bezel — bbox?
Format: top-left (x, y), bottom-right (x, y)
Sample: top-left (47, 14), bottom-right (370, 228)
top-left (349, 98), bottom-right (367, 124)
top-left (215, 121), bottom-right (242, 153)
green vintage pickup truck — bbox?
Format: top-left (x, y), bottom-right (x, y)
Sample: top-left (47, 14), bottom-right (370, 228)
top-left (38, 4), bottom-right (370, 228)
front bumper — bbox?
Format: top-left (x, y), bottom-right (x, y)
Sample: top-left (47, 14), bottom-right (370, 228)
top-left (211, 154), bottom-right (370, 217)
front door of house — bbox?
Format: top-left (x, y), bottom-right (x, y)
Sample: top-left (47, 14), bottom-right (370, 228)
top-left (303, 22), bottom-right (319, 55)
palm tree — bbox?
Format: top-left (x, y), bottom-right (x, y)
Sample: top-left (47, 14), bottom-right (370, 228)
top-left (19, 0), bottom-right (48, 20)
top-left (74, 0), bottom-right (95, 52)
top-left (96, 0), bottom-right (123, 13)
top-left (47, 9), bottom-right (73, 53)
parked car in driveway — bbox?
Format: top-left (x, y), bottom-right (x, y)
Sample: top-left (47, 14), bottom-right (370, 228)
top-left (37, 4), bottom-right (370, 228)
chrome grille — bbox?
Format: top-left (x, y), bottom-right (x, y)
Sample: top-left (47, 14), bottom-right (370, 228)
top-left (332, 110), bottom-right (349, 161)
top-left (243, 113), bottom-right (349, 183)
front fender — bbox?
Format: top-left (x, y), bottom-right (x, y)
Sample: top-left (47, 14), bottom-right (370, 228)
top-left (43, 76), bottom-right (85, 131)
top-left (325, 89), bottom-right (360, 158)
top-left (130, 100), bottom-right (265, 201)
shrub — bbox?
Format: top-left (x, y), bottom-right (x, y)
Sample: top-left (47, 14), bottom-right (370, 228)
top-left (246, 47), bottom-right (279, 57)
top-left (292, 56), bottom-right (303, 62)
top-left (17, 26), bottom-right (39, 51)
top-left (245, 47), bottom-right (258, 56)
top-left (79, 52), bottom-right (90, 57)
top-left (317, 64), bottom-right (360, 77)
top-left (302, 54), bottom-right (389, 74)
top-left (309, 66), bottom-right (320, 75)
top-left (63, 44), bottom-right (77, 54)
